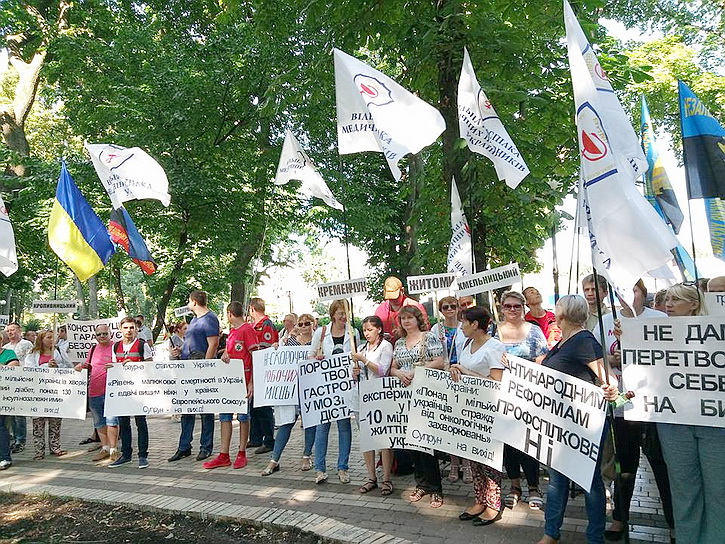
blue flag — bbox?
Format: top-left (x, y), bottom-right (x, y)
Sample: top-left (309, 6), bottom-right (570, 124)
top-left (705, 198), bottom-right (725, 263)
top-left (108, 206), bottom-right (157, 274)
top-left (678, 80), bottom-right (725, 199)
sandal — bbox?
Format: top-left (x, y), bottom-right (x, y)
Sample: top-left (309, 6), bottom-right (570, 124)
top-left (300, 456), bottom-right (312, 471)
top-left (381, 480), bottom-right (394, 496)
top-left (52, 450), bottom-right (67, 457)
top-left (528, 488), bottom-right (543, 510)
top-left (261, 461), bottom-right (279, 476)
top-left (430, 493), bottom-right (444, 508)
top-left (409, 488), bottom-right (428, 502)
top-left (358, 479), bottom-right (378, 494)
top-left (505, 485), bottom-right (522, 509)
top-left (33, 454), bottom-right (45, 460)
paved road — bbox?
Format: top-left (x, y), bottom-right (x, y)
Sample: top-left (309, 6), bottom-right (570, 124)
top-left (0, 416), bottom-right (670, 543)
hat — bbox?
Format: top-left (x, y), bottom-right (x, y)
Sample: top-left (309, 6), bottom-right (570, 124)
top-left (383, 277), bottom-right (403, 300)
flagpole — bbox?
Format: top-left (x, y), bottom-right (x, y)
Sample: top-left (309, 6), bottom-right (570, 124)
top-left (685, 192), bottom-right (701, 284)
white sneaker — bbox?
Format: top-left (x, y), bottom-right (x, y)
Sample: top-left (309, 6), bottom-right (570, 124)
top-left (0, 460), bottom-right (12, 470)
top-left (315, 471), bottom-right (328, 484)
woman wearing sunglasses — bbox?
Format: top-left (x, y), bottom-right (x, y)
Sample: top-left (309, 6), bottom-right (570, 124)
top-left (261, 314), bottom-right (318, 476)
top-left (431, 296), bottom-right (470, 483)
top-left (495, 290), bottom-right (549, 510)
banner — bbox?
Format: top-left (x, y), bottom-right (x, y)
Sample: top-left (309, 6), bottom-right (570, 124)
top-left (85, 143), bottom-right (171, 209)
top-left (458, 48), bottom-right (529, 189)
top-left (0, 366), bottom-right (88, 419)
top-left (252, 346), bottom-right (309, 407)
top-left (406, 273), bottom-right (456, 295)
top-left (66, 318), bottom-right (122, 365)
top-left (298, 353), bottom-right (356, 428)
top-left (492, 355), bottom-right (608, 491)
top-left (334, 48), bottom-right (446, 181)
top-left (447, 178), bottom-right (473, 277)
top-left (31, 300), bottom-right (79, 314)
top-left (405, 368), bottom-right (503, 470)
top-left (104, 359), bottom-right (247, 417)
top-left (358, 377), bottom-right (423, 452)
top-left (621, 316), bottom-right (725, 427)
top-left (0, 315), bottom-right (10, 327)
top-left (316, 277), bottom-right (368, 301)
top-left (174, 306), bottom-right (192, 317)
top-left (274, 129), bottom-right (343, 210)
top-left (704, 293), bottom-right (725, 316)
top-left (455, 263), bottom-right (520, 296)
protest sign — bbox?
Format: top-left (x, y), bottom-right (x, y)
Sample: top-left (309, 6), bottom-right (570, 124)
top-left (174, 306), bottom-right (192, 317)
top-left (0, 366), bottom-right (87, 419)
top-left (405, 368), bottom-right (503, 470)
top-left (358, 377), bottom-right (426, 452)
top-left (406, 273), bottom-right (457, 295)
top-left (252, 346), bottom-right (309, 407)
top-left (0, 315), bottom-right (8, 327)
top-left (621, 316), bottom-right (725, 427)
top-left (31, 300), bottom-right (79, 314)
top-left (317, 278), bottom-right (368, 301)
top-left (104, 359), bottom-right (247, 417)
top-left (298, 353), bottom-right (355, 428)
top-left (704, 293), bottom-right (725, 316)
top-left (455, 263), bottom-right (520, 297)
top-left (66, 318), bottom-right (122, 365)
top-left (492, 355), bottom-right (608, 491)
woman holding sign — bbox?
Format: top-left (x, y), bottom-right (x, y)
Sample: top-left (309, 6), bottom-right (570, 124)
top-left (24, 330), bottom-right (71, 459)
top-left (451, 306), bottom-right (507, 525)
top-left (261, 313), bottom-right (318, 476)
top-left (351, 315), bottom-right (394, 495)
top-left (389, 305), bottom-right (445, 508)
top-left (308, 300), bottom-right (360, 485)
top-left (495, 290), bottom-right (548, 510)
top-left (536, 295), bottom-right (618, 544)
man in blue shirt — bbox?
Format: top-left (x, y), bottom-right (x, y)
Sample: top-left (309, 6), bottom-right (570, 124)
top-left (168, 290), bottom-right (219, 462)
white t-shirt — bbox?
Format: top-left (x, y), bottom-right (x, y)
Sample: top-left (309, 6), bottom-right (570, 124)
top-left (3, 339), bottom-right (33, 361)
top-left (356, 339), bottom-right (394, 380)
top-left (458, 337), bottom-right (506, 377)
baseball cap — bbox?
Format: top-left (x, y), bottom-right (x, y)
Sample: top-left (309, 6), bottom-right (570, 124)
top-left (383, 277), bottom-right (403, 300)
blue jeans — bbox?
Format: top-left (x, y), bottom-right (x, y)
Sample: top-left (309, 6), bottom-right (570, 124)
top-left (544, 428), bottom-right (607, 543)
top-left (271, 413), bottom-right (315, 463)
top-left (119, 415), bottom-right (148, 458)
top-left (88, 395), bottom-right (107, 429)
top-left (178, 414), bottom-right (214, 453)
top-left (658, 422), bottom-right (725, 544)
top-left (249, 398), bottom-right (275, 448)
top-left (314, 418), bottom-right (351, 472)
top-left (8, 415), bottom-right (26, 445)
top-left (0, 415), bottom-right (10, 462)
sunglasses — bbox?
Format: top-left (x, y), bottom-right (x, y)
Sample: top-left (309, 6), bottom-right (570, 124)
top-left (503, 304), bottom-right (523, 311)
top-left (441, 305), bottom-right (458, 311)
top-left (298, 321), bottom-right (312, 326)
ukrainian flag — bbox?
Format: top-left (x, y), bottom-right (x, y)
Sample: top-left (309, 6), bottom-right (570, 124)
top-left (48, 162), bottom-right (115, 282)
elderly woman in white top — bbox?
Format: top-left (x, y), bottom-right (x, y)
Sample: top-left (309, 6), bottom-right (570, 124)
top-left (308, 299), bottom-right (360, 485)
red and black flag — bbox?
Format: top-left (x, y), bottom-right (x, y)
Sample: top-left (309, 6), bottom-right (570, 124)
top-left (108, 206), bottom-right (157, 275)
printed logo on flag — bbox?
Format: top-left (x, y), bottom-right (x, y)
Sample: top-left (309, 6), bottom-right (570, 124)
top-left (476, 90), bottom-right (493, 116)
top-left (354, 74), bottom-right (394, 107)
top-left (581, 130), bottom-right (608, 161)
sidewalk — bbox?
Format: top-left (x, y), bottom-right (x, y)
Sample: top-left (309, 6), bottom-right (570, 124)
top-left (0, 416), bottom-right (670, 543)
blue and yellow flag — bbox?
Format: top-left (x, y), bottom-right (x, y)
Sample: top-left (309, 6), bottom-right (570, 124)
top-left (48, 163), bottom-right (115, 282)
top-left (679, 80), bottom-right (725, 199)
top-left (705, 198), bottom-right (725, 262)
top-left (641, 96), bottom-right (684, 233)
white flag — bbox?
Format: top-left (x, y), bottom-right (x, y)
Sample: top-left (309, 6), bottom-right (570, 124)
top-left (447, 178), bottom-right (473, 276)
top-left (334, 48), bottom-right (446, 181)
top-left (85, 143), bottom-right (171, 209)
top-left (274, 130), bottom-right (343, 211)
top-left (565, 0), bottom-right (677, 301)
top-left (0, 194), bottom-right (18, 276)
top-left (458, 48), bottom-right (529, 189)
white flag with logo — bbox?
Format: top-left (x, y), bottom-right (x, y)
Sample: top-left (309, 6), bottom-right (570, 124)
top-left (0, 194), bottom-right (18, 276)
top-left (85, 143), bottom-right (171, 209)
top-left (334, 48), bottom-right (446, 181)
top-left (565, 0), bottom-right (677, 302)
top-left (447, 178), bottom-right (473, 276)
top-left (458, 48), bottom-right (529, 189)
top-left (274, 130), bottom-right (343, 210)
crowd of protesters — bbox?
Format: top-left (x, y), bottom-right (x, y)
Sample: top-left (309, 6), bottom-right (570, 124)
top-left (2, 275), bottom-right (723, 544)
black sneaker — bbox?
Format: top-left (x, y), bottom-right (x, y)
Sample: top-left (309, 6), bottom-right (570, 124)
top-left (109, 456), bottom-right (132, 468)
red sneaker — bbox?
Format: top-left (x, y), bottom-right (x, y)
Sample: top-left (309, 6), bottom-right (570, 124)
top-left (203, 453), bottom-right (231, 469)
top-left (233, 451), bottom-right (248, 469)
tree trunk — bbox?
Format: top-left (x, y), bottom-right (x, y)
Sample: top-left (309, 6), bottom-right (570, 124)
top-left (111, 264), bottom-right (127, 312)
top-left (88, 275), bottom-right (98, 318)
top-left (152, 215), bottom-right (190, 340)
top-left (403, 153), bottom-right (423, 279)
top-left (74, 278), bottom-right (87, 319)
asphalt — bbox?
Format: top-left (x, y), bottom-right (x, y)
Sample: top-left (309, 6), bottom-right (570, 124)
top-left (0, 415), bottom-right (670, 543)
